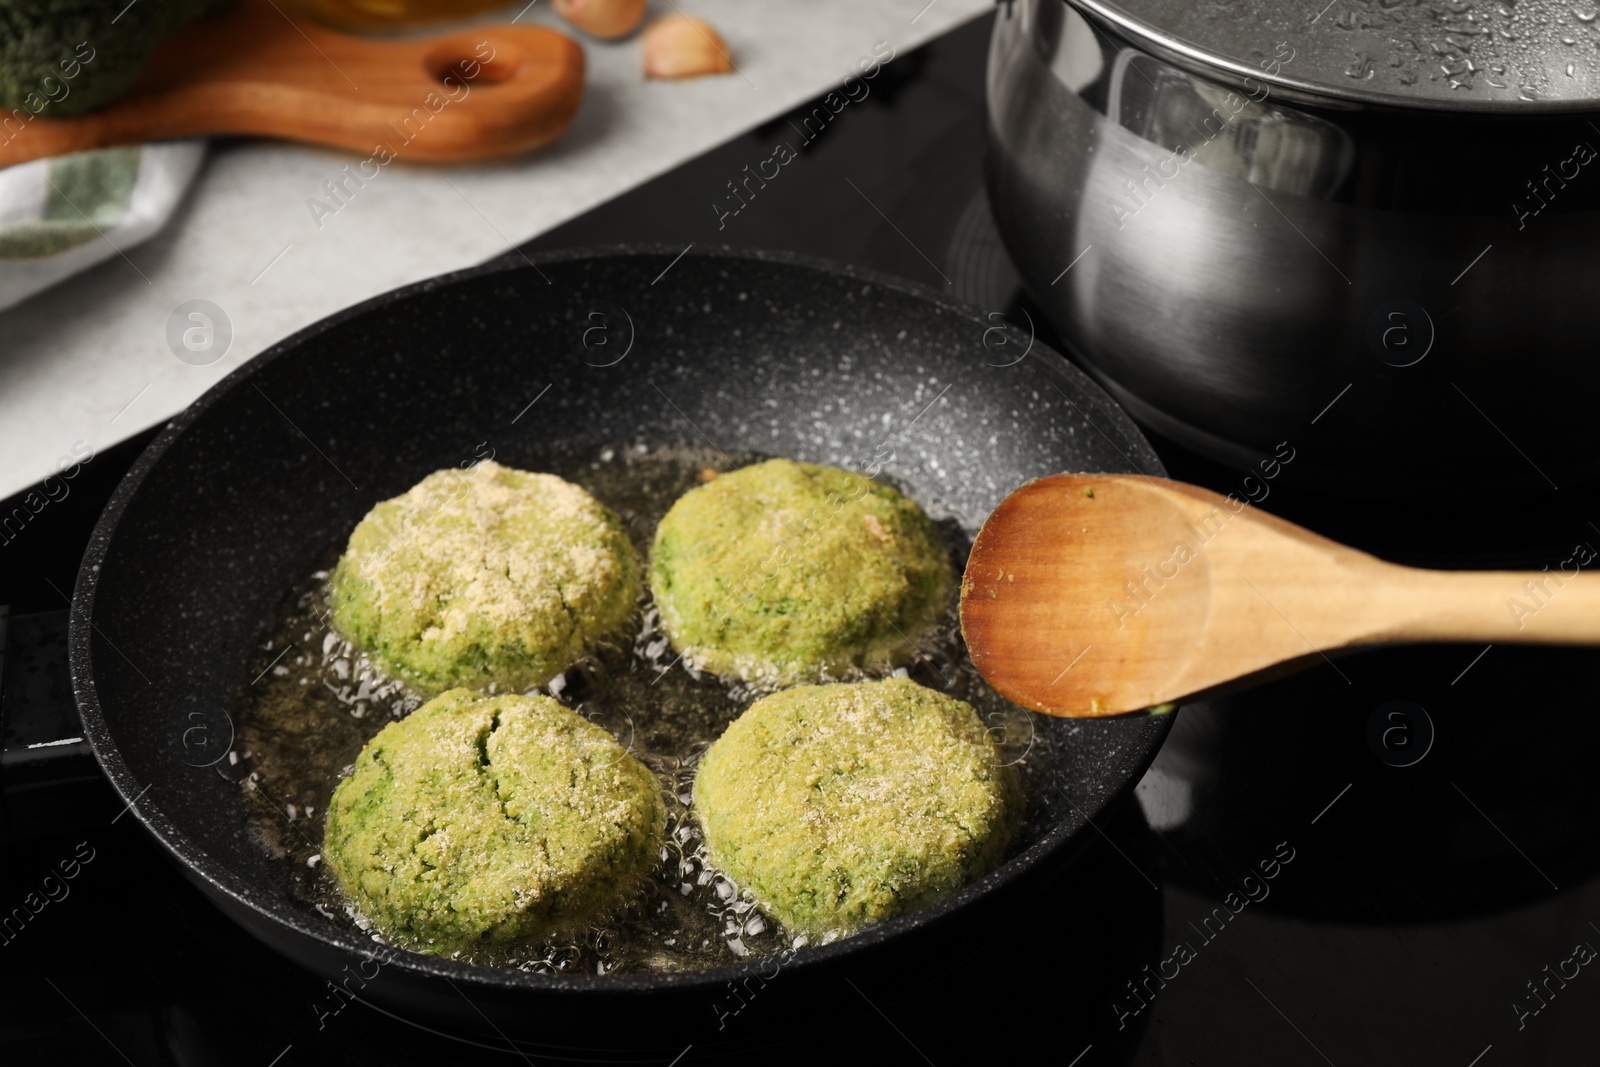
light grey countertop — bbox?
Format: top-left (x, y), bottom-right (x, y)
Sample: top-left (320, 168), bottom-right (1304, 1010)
top-left (0, 0), bottom-right (986, 500)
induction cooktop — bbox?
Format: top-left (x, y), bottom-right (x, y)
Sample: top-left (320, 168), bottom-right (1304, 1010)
top-left (3, 11), bottom-right (1598, 1066)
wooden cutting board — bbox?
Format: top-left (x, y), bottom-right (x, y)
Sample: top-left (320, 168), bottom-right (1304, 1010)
top-left (0, 0), bottom-right (585, 167)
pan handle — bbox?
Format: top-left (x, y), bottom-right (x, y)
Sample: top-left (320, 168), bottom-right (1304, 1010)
top-left (0, 607), bottom-right (113, 841)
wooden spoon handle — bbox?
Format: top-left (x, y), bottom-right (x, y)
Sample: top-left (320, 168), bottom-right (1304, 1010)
top-left (0, 0), bottom-right (583, 167)
top-left (1374, 562), bottom-right (1600, 645)
top-left (1152, 477), bottom-right (1600, 648)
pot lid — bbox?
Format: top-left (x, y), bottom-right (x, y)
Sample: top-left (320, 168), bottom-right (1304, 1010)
top-left (1072, 0), bottom-right (1600, 112)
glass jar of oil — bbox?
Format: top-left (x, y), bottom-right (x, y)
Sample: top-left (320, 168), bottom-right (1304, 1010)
top-left (287, 0), bottom-right (516, 32)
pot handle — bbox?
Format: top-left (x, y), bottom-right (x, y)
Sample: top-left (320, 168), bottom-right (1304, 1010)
top-left (0, 607), bottom-right (113, 841)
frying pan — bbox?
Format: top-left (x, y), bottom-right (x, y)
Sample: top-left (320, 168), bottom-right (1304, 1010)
top-left (67, 247), bottom-right (1169, 1043)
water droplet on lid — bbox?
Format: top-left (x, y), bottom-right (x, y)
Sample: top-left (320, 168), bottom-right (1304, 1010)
top-left (1346, 52), bottom-right (1378, 79)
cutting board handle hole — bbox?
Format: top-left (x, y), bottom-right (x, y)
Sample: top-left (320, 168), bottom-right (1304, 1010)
top-left (425, 39), bottom-right (522, 88)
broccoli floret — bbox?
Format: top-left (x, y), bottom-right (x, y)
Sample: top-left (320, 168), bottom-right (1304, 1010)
top-left (0, 0), bottom-right (230, 118)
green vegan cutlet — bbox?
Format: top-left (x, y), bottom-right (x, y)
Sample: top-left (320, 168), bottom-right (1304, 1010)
top-left (322, 689), bottom-right (665, 955)
top-left (329, 460), bottom-right (642, 695)
top-left (648, 459), bottom-right (953, 685)
top-left (693, 677), bottom-right (1020, 940)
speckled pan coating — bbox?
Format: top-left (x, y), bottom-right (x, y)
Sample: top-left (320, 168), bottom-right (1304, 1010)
top-left (69, 247), bottom-right (1168, 1021)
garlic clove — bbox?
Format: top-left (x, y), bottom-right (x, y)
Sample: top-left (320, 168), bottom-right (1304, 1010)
top-left (553, 0), bottom-right (648, 39)
top-left (643, 14), bottom-right (735, 79)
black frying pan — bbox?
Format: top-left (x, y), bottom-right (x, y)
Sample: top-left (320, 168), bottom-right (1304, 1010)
top-left (68, 247), bottom-right (1168, 1045)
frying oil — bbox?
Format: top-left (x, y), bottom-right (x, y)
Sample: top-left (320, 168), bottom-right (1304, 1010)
top-left (231, 445), bottom-right (1053, 975)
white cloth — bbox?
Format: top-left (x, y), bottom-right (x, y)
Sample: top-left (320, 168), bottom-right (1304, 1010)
top-left (0, 140), bottom-right (205, 311)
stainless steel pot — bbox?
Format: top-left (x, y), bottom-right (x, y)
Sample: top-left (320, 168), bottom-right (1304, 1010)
top-left (987, 0), bottom-right (1600, 499)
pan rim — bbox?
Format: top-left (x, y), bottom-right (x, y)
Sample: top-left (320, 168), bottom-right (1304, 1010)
top-left (68, 243), bottom-right (1170, 998)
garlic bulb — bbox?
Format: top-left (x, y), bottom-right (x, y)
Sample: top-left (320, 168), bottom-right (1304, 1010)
top-left (553, 0), bottom-right (648, 39)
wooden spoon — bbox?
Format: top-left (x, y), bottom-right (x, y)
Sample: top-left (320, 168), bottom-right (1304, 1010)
top-left (961, 473), bottom-right (1600, 718)
top-left (0, 0), bottom-right (584, 168)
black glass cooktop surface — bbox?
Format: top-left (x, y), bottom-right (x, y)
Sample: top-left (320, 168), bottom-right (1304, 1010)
top-left (4, 11), bottom-right (1599, 1066)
